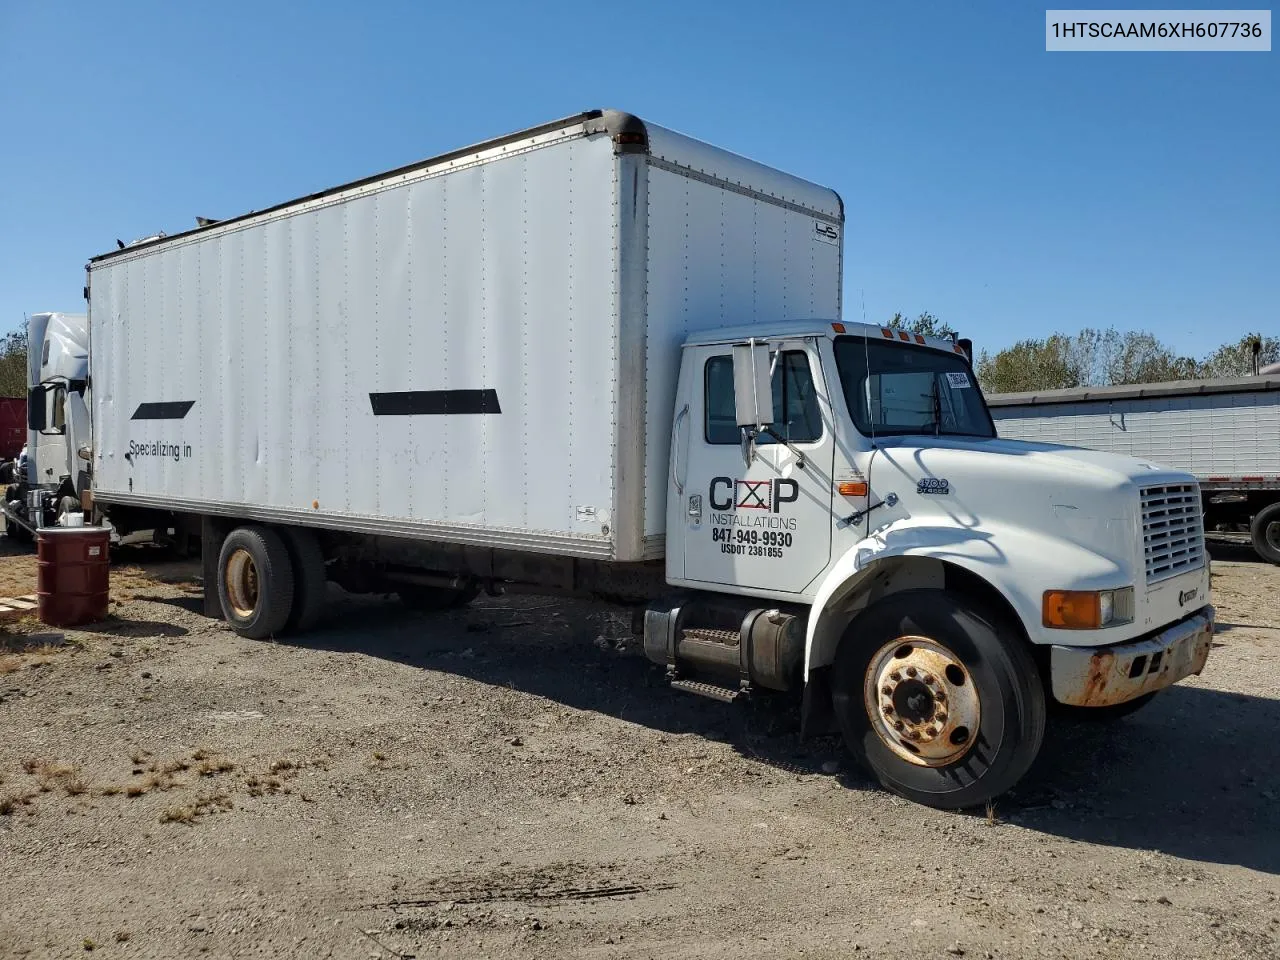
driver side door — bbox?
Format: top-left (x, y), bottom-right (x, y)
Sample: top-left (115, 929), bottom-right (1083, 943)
top-left (677, 339), bottom-right (835, 596)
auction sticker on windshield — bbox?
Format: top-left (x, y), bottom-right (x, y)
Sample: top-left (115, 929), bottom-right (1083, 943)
top-left (946, 372), bottom-right (972, 389)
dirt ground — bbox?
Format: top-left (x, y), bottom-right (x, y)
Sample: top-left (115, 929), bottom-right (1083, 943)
top-left (0, 537), bottom-right (1277, 960)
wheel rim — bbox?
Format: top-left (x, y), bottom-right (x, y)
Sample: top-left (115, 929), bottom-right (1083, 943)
top-left (224, 548), bottom-right (260, 618)
top-left (863, 636), bottom-right (982, 767)
top-left (1266, 521), bottom-right (1280, 552)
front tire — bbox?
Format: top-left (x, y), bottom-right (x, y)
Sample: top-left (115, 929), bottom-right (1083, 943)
top-left (217, 525), bottom-right (295, 639)
top-left (1249, 501), bottom-right (1280, 565)
top-left (831, 589), bottom-right (1046, 810)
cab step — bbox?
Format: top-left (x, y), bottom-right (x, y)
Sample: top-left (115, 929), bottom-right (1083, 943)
top-left (669, 678), bottom-right (746, 703)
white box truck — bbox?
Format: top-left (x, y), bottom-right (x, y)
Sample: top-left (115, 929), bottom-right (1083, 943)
top-left (989, 376), bottom-right (1280, 563)
top-left (73, 110), bottom-right (1214, 809)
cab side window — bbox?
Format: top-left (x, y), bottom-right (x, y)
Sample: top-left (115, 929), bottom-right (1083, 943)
top-left (704, 351), bottom-right (823, 445)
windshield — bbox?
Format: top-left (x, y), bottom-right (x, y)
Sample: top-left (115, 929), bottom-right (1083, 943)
top-left (833, 336), bottom-right (995, 439)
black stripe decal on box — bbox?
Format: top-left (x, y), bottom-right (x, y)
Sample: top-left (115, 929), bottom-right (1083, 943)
top-left (132, 401), bottom-right (195, 420)
top-left (369, 390), bottom-right (502, 416)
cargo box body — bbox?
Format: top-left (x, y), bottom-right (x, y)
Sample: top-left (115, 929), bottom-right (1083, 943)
top-left (87, 111), bottom-right (842, 561)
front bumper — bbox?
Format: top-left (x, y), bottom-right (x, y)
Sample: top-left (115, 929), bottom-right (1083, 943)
top-left (1050, 605), bottom-right (1215, 707)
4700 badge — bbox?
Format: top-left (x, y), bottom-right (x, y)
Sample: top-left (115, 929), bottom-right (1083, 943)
top-left (712, 526), bottom-right (794, 557)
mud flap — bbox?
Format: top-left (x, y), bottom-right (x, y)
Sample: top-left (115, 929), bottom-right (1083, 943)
top-left (800, 666), bottom-right (839, 738)
top-left (201, 515), bottom-right (229, 619)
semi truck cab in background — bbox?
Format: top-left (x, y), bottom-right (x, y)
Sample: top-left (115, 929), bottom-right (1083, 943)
top-left (3, 311), bottom-right (92, 537)
top-left (78, 109), bottom-right (1214, 809)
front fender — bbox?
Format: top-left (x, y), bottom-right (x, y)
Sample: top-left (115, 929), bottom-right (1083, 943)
top-left (804, 517), bottom-right (1129, 676)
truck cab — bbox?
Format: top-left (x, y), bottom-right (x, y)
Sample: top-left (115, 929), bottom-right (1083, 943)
top-left (3, 312), bottom-right (91, 536)
top-left (650, 319), bottom-right (1214, 808)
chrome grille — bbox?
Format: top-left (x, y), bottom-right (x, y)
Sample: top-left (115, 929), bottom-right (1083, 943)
top-left (1140, 483), bottom-right (1205, 583)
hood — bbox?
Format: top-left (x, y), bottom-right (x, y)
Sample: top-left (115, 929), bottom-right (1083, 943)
top-left (868, 435), bottom-right (1198, 578)
top-left (871, 435), bottom-right (1188, 489)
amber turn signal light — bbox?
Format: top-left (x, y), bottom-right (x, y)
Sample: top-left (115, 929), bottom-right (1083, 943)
top-left (1042, 590), bottom-right (1101, 629)
top-left (837, 481), bottom-right (869, 497)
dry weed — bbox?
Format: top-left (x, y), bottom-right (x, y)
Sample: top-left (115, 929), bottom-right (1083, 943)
top-left (160, 792), bottom-right (233, 824)
top-left (159, 805), bottom-right (196, 824)
top-left (124, 772), bottom-right (177, 798)
top-left (196, 757), bottom-right (235, 777)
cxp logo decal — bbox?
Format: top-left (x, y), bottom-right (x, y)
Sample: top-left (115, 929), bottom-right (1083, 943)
top-left (709, 477), bottom-right (799, 514)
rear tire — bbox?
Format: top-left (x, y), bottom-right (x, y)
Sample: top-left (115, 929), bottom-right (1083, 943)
top-left (279, 526), bottom-right (328, 634)
top-left (1249, 501), bottom-right (1280, 565)
top-left (397, 583), bottom-right (479, 612)
top-left (831, 589), bottom-right (1046, 810)
top-left (216, 525), bottom-right (295, 639)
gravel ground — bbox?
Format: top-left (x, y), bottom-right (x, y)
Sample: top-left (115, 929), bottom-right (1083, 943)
top-left (0, 537), bottom-right (1277, 959)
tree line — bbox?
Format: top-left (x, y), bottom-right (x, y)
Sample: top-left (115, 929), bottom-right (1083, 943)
top-left (0, 330), bottom-right (26, 398)
top-left (886, 312), bottom-right (1276, 394)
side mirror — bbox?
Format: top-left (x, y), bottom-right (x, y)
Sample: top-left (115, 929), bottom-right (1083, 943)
top-left (27, 385), bottom-right (47, 431)
top-left (957, 338), bottom-right (973, 361)
top-left (732, 339), bottom-right (774, 431)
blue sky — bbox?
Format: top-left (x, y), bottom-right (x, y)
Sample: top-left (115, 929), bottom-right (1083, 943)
top-left (1, 1), bottom-right (1275, 358)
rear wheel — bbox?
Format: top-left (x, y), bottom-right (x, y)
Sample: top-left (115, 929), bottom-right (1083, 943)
top-left (831, 589), bottom-right (1046, 810)
top-left (279, 526), bottom-right (328, 634)
top-left (217, 525), bottom-right (295, 639)
top-left (1249, 501), bottom-right (1280, 565)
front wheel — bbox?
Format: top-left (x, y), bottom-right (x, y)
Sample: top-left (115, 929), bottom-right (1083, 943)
top-left (831, 589), bottom-right (1046, 810)
top-left (1249, 501), bottom-right (1280, 565)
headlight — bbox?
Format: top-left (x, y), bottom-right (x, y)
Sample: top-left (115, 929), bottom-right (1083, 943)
top-left (1043, 587), bottom-right (1135, 630)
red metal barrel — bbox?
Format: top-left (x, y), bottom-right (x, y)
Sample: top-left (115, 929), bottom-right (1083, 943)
top-left (36, 526), bottom-right (111, 627)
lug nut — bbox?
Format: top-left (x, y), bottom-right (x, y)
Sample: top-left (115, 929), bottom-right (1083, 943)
top-left (905, 666), bottom-right (918, 677)
top-left (893, 720), bottom-right (905, 731)
top-left (906, 730), bottom-right (921, 741)
top-left (934, 690), bottom-right (947, 703)
top-left (935, 712), bottom-right (947, 724)
top-left (921, 673), bottom-right (934, 685)
top-left (890, 671), bottom-right (901, 682)
top-left (882, 705), bottom-right (893, 716)
top-left (927, 725), bottom-right (940, 737)
top-left (881, 685), bottom-right (893, 697)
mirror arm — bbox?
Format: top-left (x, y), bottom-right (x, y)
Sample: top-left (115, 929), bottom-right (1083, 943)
top-left (760, 427), bottom-right (806, 469)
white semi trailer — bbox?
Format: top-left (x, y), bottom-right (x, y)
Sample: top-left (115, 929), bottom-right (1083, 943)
top-left (81, 110), bottom-right (1213, 809)
top-left (989, 377), bottom-right (1280, 564)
